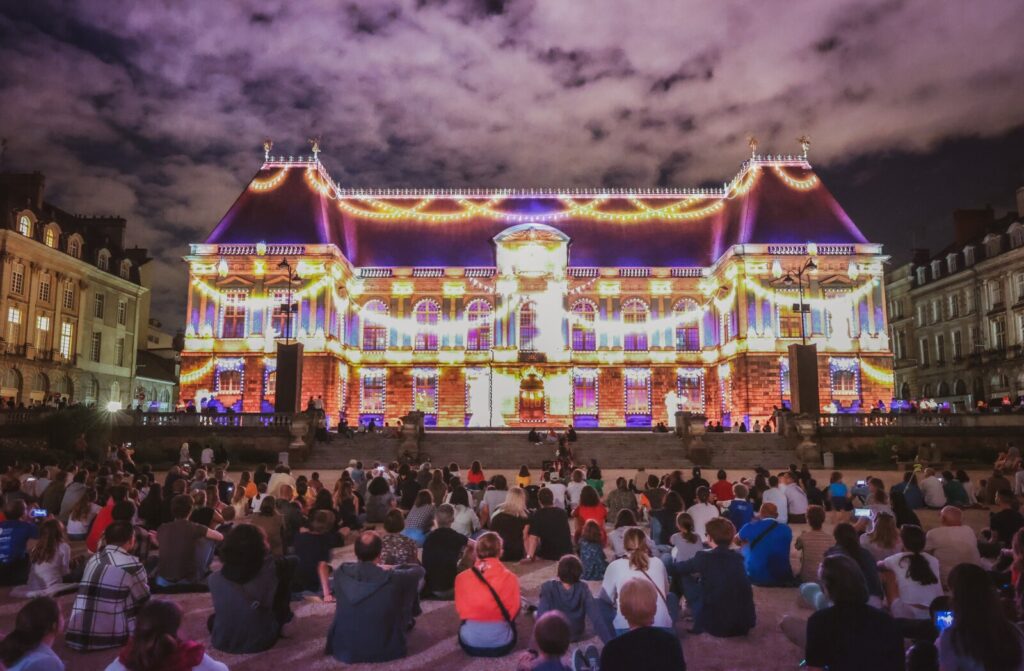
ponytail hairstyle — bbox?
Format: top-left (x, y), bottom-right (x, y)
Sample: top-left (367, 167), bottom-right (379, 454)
top-left (122, 600), bottom-right (182, 671)
top-left (695, 486), bottom-right (710, 504)
top-left (676, 512), bottom-right (698, 544)
top-left (0, 597), bottom-right (61, 667)
top-left (623, 527), bottom-right (650, 572)
top-left (898, 525), bottom-right (938, 586)
top-left (29, 519), bottom-right (66, 565)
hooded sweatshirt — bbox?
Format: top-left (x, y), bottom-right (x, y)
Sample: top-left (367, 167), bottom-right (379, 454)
top-left (537, 580), bottom-right (612, 642)
top-left (327, 561), bottom-right (425, 664)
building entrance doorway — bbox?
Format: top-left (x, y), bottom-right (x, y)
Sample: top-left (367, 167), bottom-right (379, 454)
top-left (519, 374), bottom-right (545, 422)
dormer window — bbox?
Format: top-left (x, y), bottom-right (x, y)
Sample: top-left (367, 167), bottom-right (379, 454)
top-left (983, 234), bottom-right (1002, 258)
top-left (930, 260), bottom-right (942, 280)
top-left (946, 253), bottom-right (958, 274)
top-left (97, 249), bottom-right (110, 271)
top-left (68, 236), bottom-right (82, 259)
top-left (915, 267), bottom-right (927, 285)
top-left (963, 246), bottom-right (975, 267)
top-left (17, 215), bottom-right (32, 237)
top-left (1009, 223), bottom-right (1024, 249)
top-left (119, 260), bottom-right (131, 280)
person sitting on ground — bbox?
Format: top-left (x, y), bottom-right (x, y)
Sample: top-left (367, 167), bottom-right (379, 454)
top-left (326, 530), bottom-right (425, 663)
top-left (208, 524), bottom-right (293, 654)
top-left (542, 473), bottom-right (568, 510)
top-left (59, 470), bottom-right (88, 522)
top-left (782, 472), bottom-right (809, 524)
top-left (858, 511), bottom-right (902, 562)
top-left (422, 503), bottom-right (475, 599)
top-left (710, 470), bottom-right (734, 503)
top-left (380, 508), bottom-right (419, 566)
top-left (565, 470), bottom-right (587, 510)
top-left (795, 505), bottom-right (832, 585)
top-left (940, 470), bottom-right (970, 508)
top-left (155, 494), bottom-right (223, 587)
top-left (737, 502), bottom-right (793, 587)
top-left (925, 506), bottom-right (982, 588)
top-left (274, 484), bottom-right (305, 550)
top-left (877, 525), bottom-right (942, 620)
top-left (403, 490), bottom-right (435, 546)
top-left (265, 465), bottom-right (296, 501)
top-left (919, 468), bottom-right (947, 510)
top-left (488, 487), bottom-right (529, 562)
top-left (86, 485), bottom-right (129, 553)
top-left (66, 521), bottom-right (151, 652)
top-left (249, 496), bottom-right (285, 556)
top-left (516, 465), bottom-right (531, 489)
top-left (364, 475), bottom-right (397, 524)
top-left (600, 528), bottom-right (673, 636)
top-left (291, 510), bottom-right (337, 602)
top-left (524, 487), bottom-right (574, 562)
top-left (579, 519), bottom-right (609, 580)
top-left (781, 554), bottom-right (904, 671)
top-left (825, 523), bottom-right (883, 606)
top-left (0, 499), bottom-right (40, 586)
top-left (107, 599), bottom-right (228, 671)
top-left (938, 563), bottom-right (1024, 671)
top-left (608, 509), bottom-right (655, 560)
top-left (466, 461), bottom-right (487, 490)
top-left (650, 491), bottom-right (684, 548)
top-left (760, 476), bottom-right (789, 524)
top-left (479, 475), bottom-right (510, 527)
top-left (520, 611), bottom-right (575, 671)
top-left (686, 485), bottom-right (720, 540)
top-left (0, 596), bottom-right (65, 671)
top-left (671, 517), bottom-right (755, 637)
top-left (989, 489), bottom-right (1024, 548)
top-left (538, 555), bottom-right (613, 643)
top-left (455, 532), bottom-right (521, 657)
top-left (573, 485), bottom-right (607, 544)
top-left (605, 477), bottom-right (637, 523)
top-left (586, 465), bottom-right (604, 498)
top-left (722, 483), bottom-right (754, 530)
top-left (598, 578), bottom-right (686, 671)
top-left (11, 519), bottom-right (75, 599)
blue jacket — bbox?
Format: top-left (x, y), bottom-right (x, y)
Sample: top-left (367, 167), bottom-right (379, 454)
top-left (670, 545), bottom-right (755, 637)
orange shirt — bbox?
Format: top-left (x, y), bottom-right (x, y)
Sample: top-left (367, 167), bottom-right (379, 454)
top-left (574, 503), bottom-right (608, 542)
top-left (467, 470), bottom-right (486, 485)
top-left (455, 558), bottom-right (521, 622)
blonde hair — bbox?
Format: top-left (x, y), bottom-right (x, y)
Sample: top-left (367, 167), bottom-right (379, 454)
top-left (30, 519), bottom-right (66, 564)
top-left (618, 578), bottom-right (657, 627)
top-left (497, 487), bottom-right (528, 518)
top-left (867, 512), bottom-right (899, 549)
top-left (623, 527), bottom-right (650, 572)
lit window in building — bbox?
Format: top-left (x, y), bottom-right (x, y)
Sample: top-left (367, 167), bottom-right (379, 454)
top-left (265, 370), bottom-right (276, 397)
top-left (414, 300), bottom-right (440, 351)
top-left (117, 299), bottom-right (127, 326)
top-left (120, 261), bottom-right (131, 280)
top-left (62, 284), bottom-right (74, 311)
top-left (674, 299), bottom-right (700, 351)
top-left (97, 250), bottom-right (110, 271)
top-left (222, 292), bottom-right (247, 338)
top-left (830, 359), bottom-right (859, 395)
top-left (573, 369), bottom-right (598, 418)
top-left (90, 332), bottom-right (102, 362)
top-left (44, 228), bottom-right (57, 248)
top-left (35, 315), bottom-right (50, 351)
top-left (59, 322), bottom-right (73, 359)
top-left (115, 337), bottom-right (125, 367)
top-left (361, 300), bottom-right (388, 350)
top-left (271, 291), bottom-right (293, 338)
top-left (218, 369), bottom-right (241, 394)
top-left (17, 215), bottom-right (31, 237)
top-left (360, 369), bottom-right (385, 415)
top-left (624, 369), bottom-right (650, 419)
top-left (413, 369), bottom-right (438, 419)
top-left (622, 300), bottom-right (649, 351)
top-left (570, 301), bottom-right (596, 351)
top-left (38, 274), bottom-right (51, 302)
top-left (465, 300), bottom-right (492, 351)
top-left (992, 316), bottom-right (1007, 349)
top-left (779, 305), bottom-right (802, 339)
top-left (677, 369), bottom-right (704, 413)
top-left (6, 307), bottom-right (22, 345)
top-left (519, 301), bottom-right (538, 351)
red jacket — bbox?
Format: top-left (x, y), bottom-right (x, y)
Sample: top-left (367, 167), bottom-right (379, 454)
top-left (455, 558), bottom-right (520, 622)
top-left (86, 500), bottom-right (114, 552)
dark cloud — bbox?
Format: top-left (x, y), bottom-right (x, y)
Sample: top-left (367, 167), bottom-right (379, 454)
top-left (0, 0), bottom-right (1021, 325)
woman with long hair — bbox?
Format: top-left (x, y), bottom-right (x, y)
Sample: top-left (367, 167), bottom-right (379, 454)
top-left (12, 520), bottom-right (74, 599)
top-left (208, 524), bottom-right (292, 654)
top-left (249, 496), bottom-right (284, 556)
top-left (489, 487), bottom-right (529, 561)
top-left (859, 511), bottom-right (903, 561)
top-left (828, 523), bottom-right (883, 605)
top-left (955, 469), bottom-right (978, 506)
top-left (0, 597), bottom-right (64, 670)
top-left (364, 476), bottom-right (396, 523)
top-left (335, 480), bottom-right (361, 530)
top-left (877, 525), bottom-right (942, 620)
top-left (448, 486), bottom-right (480, 538)
top-left (889, 489), bottom-right (921, 528)
top-left (940, 563), bottom-right (1024, 670)
top-left (138, 482), bottom-right (163, 531)
top-left (600, 527), bottom-right (673, 636)
top-left (573, 485), bottom-right (608, 544)
top-left (427, 469), bottom-right (447, 508)
top-left (466, 461), bottom-right (486, 490)
top-left (650, 491), bottom-right (684, 546)
top-left (67, 488), bottom-right (100, 541)
top-left (108, 599), bottom-right (227, 670)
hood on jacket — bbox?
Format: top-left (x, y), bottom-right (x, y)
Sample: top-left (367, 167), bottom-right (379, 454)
top-left (337, 562), bottom-right (391, 605)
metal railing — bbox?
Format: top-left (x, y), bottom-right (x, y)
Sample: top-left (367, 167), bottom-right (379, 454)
top-left (137, 412), bottom-right (295, 428)
top-left (817, 412), bottom-right (1024, 432)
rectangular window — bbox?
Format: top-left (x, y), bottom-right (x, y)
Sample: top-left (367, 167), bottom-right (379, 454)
top-left (6, 307), bottom-right (22, 345)
top-left (39, 276), bottom-right (51, 303)
top-left (675, 325), bottom-right (700, 351)
top-left (779, 306), bottom-right (803, 338)
top-left (34, 315), bottom-right (50, 350)
top-left (360, 369), bottom-right (385, 415)
top-left (115, 337), bottom-right (125, 366)
top-left (919, 338), bottom-right (930, 365)
top-left (677, 369), bottom-right (704, 413)
top-left (965, 291), bottom-right (975, 314)
top-left (915, 304), bottom-right (925, 327)
top-left (271, 291), bottom-right (292, 338)
top-left (412, 369), bottom-right (438, 417)
top-left (573, 370), bottom-right (598, 417)
top-left (59, 322), bottom-right (73, 359)
top-left (930, 300), bottom-right (940, 324)
top-left (1016, 274), bottom-right (1024, 303)
top-left (948, 294), bottom-right (959, 319)
top-left (11, 265), bottom-right (24, 295)
top-left (830, 361), bottom-right (860, 395)
top-left (624, 369), bottom-right (650, 418)
top-left (222, 292), bottom-right (247, 338)
top-left (935, 334), bottom-right (945, 363)
top-left (94, 293), bottom-right (105, 319)
top-left (952, 330), bottom-right (962, 360)
top-left (117, 300), bottom-right (127, 326)
top-left (992, 317), bottom-right (1007, 349)
top-left (62, 284), bottom-right (74, 311)
top-left (90, 332), bottom-right (102, 362)
top-left (990, 281), bottom-right (1003, 307)
top-left (969, 325), bottom-right (981, 352)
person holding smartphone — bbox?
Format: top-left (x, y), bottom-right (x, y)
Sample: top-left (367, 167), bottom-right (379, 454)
top-left (0, 500), bottom-right (42, 586)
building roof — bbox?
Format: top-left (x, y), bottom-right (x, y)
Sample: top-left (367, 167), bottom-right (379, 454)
top-left (135, 349), bottom-right (178, 384)
top-left (204, 153), bottom-right (869, 268)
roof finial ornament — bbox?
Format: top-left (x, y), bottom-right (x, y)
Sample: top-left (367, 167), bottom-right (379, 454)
top-left (747, 135), bottom-right (759, 158)
top-left (309, 136), bottom-right (321, 161)
top-left (263, 138), bottom-right (273, 161)
top-left (798, 134), bottom-right (811, 159)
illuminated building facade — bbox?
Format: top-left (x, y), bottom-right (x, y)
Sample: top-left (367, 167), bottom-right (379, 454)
top-left (180, 144), bottom-right (894, 428)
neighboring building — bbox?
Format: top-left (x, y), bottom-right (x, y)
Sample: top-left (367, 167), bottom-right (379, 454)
top-left (179, 145), bottom-right (893, 428)
top-left (0, 172), bottom-right (149, 409)
top-left (134, 349), bottom-right (177, 412)
top-left (886, 190), bottom-right (1024, 410)
top-left (143, 317), bottom-right (176, 351)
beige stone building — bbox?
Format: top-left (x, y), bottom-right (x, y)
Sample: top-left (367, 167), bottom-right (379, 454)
top-left (0, 173), bottom-right (149, 409)
top-left (886, 190), bottom-right (1024, 410)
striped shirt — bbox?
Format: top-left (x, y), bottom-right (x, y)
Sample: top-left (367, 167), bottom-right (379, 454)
top-left (795, 529), bottom-right (833, 583)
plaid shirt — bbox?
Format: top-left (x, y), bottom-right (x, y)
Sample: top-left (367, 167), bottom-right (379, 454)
top-left (65, 545), bottom-right (150, 651)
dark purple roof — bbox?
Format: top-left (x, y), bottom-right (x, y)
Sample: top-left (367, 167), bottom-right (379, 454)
top-left (204, 162), bottom-right (869, 266)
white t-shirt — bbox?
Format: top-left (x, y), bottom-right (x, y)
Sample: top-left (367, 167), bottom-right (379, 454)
top-left (762, 487), bottom-right (789, 523)
top-left (919, 476), bottom-right (946, 508)
top-left (544, 483), bottom-right (568, 508)
top-left (785, 484), bottom-right (809, 515)
top-left (67, 503), bottom-right (101, 536)
top-left (601, 556), bottom-right (673, 630)
top-left (201, 448), bottom-right (214, 465)
top-left (881, 552), bottom-right (944, 615)
top-left (608, 526), bottom-right (656, 558)
top-left (566, 481), bottom-right (587, 508)
top-left (686, 502), bottom-right (720, 539)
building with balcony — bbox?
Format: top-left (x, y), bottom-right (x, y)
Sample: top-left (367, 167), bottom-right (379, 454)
top-left (178, 145), bottom-right (893, 428)
top-left (0, 173), bottom-right (149, 409)
top-left (885, 191), bottom-right (1024, 410)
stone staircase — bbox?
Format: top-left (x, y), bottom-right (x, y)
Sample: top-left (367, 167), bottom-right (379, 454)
top-left (300, 429), bottom-right (798, 471)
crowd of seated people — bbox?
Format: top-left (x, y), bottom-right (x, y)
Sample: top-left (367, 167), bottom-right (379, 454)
top-left (3, 451), bottom-right (1024, 670)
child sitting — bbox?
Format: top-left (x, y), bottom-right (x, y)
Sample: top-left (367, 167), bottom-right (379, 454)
top-left (516, 611), bottom-right (576, 671)
top-left (578, 520), bottom-right (608, 580)
top-left (669, 512), bottom-right (704, 562)
top-left (537, 555), bottom-right (613, 643)
top-left (794, 505), bottom-right (832, 585)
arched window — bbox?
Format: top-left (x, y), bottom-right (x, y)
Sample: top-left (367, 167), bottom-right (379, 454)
top-left (953, 379), bottom-right (967, 396)
top-left (120, 260), bottom-right (131, 280)
top-left (97, 249), bottom-right (110, 271)
top-left (570, 301), bottom-right (597, 351)
top-left (465, 300), bottom-right (492, 351)
top-left (673, 299), bottom-right (700, 351)
top-left (937, 381), bottom-right (950, 397)
top-left (361, 300), bottom-right (388, 350)
top-left (413, 300), bottom-right (440, 351)
top-left (519, 302), bottom-right (538, 352)
top-left (44, 225), bottom-right (59, 248)
top-left (17, 215), bottom-right (32, 237)
top-left (622, 300), bottom-right (649, 351)
top-left (921, 383), bottom-right (932, 398)
top-left (68, 236), bottom-right (82, 259)
top-left (110, 380), bottom-right (121, 404)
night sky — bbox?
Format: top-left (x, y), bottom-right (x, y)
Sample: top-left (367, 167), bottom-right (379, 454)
top-left (2, 1), bottom-right (1023, 326)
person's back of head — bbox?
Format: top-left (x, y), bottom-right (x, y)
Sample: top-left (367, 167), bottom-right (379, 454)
top-left (170, 493), bottom-right (193, 520)
top-left (614, 508), bottom-right (636, 529)
top-left (537, 487), bottom-right (555, 508)
top-left (475, 531), bottom-right (502, 560)
top-left (435, 503), bottom-right (455, 529)
top-left (0, 597), bottom-right (61, 667)
top-left (758, 502), bottom-right (779, 520)
top-left (819, 554), bottom-right (868, 606)
top-left (618, 578), bottom-right (657, 629)
top-left (768, 475), bottom-right (779, 488)
top-left (556, 555), bottom-right (582, 585)
top-left (833, 522), bottom-right (861, 558)
top-left (947, 562), bottom-right (1023, 670)
top-left (105, 520), bottom-right (136, 549)
top-left (717, 469), bottom-right (727, 481)
top-left (623, 527), bottom-right (649, 571)
top-left (123, 600), bottom-right (183, 671)
top-left (110, 484), bottom-right (128, 504)
top-left (112, 500), bottom-right (136, 522)
top-left (806, 505), bottom-right (825, 530)
top-left (533, 611), bottom-right (570, 659)
top-left (696, 485), bottom-right (710, 504)
top-left (354, 531), bottom-right (383, 563)
top-left (705, 517), bottom-right (736, 547)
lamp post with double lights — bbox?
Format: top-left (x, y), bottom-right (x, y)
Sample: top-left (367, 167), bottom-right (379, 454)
top-left (277, 258), bottom-right (299, 344)
top-left (784, 257), bottom-right (817, 345)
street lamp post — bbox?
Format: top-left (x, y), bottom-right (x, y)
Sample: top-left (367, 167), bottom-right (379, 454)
top-left (784, 257), bottom-right (817, 345)
top-left (277, 259), bottom-right (298, 344)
